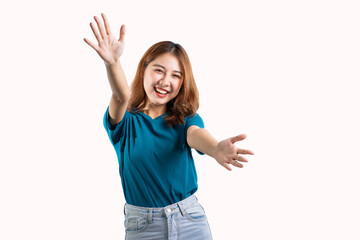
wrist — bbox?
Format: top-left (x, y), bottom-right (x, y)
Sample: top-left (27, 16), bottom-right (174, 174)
top-left (105, 58), bottom-right (120, 67)
top-left (210, 142), bottom-right (220, 159)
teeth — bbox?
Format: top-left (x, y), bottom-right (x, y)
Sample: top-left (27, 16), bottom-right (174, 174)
top-left (155, 88), bottom-right (168, 94)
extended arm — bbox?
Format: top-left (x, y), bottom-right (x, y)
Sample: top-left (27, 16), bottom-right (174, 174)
top-left (187, 126), bottom-right (255, 171)
top-left (187, 126), bottom-right (218, 158)
top-left (84, 13), bottom-right (129, 126)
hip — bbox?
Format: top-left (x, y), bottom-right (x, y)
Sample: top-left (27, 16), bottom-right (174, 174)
top-left (123, 194), bottom-right (213, 240)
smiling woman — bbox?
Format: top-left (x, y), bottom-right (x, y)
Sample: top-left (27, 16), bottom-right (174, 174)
top-left (128, 41), bottom-right (200, 126)
top-left (151, 63), bottom-right (182, 98)
top-left (84, 12), bottom-right (254, 240)
top-left (142, 53), bottom-right (184, 118)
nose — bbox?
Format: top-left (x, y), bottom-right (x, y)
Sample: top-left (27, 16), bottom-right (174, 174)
top-left (159, 73), bottom-right (171, 86)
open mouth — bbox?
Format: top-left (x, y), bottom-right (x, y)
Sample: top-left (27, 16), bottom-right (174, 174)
top-left (154, 87), bottom-right (169, 96)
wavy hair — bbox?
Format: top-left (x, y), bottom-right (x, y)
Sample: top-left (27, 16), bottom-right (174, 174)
top-left (127, 41), bottom-right (200, 127)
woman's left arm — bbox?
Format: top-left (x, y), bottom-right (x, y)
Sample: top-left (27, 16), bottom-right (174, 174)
top-left (187, 126), bottom-right (255, 171)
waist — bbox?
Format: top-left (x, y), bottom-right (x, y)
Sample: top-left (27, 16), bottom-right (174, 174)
top-left (124, 194), bottom-right (198, 217)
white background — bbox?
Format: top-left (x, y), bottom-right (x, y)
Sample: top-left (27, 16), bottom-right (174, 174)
top-left (1, 0), bottom-right (359, 239)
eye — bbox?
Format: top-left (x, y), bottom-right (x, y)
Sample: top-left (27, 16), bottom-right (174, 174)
top-left (155, 69), bottom-right (163, 73)
top-left (173, 75), bottom-right (181, 78)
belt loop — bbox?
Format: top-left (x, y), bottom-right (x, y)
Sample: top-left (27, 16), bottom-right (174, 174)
top-left (147, 208), bottom-right (153, 223)
top-left (124, 204), bottom-right (126, 215)
top-left (177, 202), bottom-right (186, 217)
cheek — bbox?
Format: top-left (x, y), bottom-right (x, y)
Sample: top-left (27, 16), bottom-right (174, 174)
top-left (149, 71), bottom-right (159, 80)
top-left (143, 75), bottom-right (153, 89)
top-left (173, 80), bottom-right (183, 94)
top-left (177, 79), bottom-right (184, 90)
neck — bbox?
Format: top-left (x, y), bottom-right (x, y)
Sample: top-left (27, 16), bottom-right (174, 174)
top-left (143, 104), bottom-right (167, 119)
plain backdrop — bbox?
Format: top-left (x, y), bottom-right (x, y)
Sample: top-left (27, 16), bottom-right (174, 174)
top-left (1, 0), bottom-right (359, 239)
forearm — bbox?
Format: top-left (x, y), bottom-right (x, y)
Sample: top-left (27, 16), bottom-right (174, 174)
top-left (188, 128), bottom-right (219, 158)
top-left (105, 59), bottom-right (130, 102)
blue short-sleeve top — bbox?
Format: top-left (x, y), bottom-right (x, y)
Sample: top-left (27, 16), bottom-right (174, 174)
top-left (103, 106), bottom-right (205, 207)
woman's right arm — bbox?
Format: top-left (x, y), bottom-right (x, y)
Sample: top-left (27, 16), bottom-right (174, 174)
top-left (105, 60), bottom-right (129, 127)
top-left (84, 13), bottom-right (129, 127)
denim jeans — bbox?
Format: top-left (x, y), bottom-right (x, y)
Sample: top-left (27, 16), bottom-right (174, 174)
top-left (123, 194), bottom-right (213, 240)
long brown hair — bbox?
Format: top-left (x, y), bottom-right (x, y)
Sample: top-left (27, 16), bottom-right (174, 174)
top-left (127, 41), bottom-right (200, 127)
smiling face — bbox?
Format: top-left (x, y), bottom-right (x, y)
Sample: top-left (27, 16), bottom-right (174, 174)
top-left (143, 53), bottom-right (183, 112)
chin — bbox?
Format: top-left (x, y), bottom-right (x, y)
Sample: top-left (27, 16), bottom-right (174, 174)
top-left (147, 97), bottom-right (166, 106)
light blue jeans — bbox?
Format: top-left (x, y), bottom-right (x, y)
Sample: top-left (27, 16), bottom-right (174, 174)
top-left (123, 194), bottom-right (213, 240)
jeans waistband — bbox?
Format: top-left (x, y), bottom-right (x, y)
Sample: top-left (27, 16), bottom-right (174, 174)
top-left (124, 194), bottom-right (198, 218)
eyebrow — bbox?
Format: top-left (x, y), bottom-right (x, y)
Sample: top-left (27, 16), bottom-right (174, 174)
top-left (152, 64), bottom-right (183, 76)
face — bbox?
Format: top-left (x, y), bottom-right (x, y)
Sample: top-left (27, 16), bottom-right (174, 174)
top-left (143, 53), bottom-right (183, 109)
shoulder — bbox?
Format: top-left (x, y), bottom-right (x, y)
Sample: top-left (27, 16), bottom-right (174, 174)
top-left (185, 112), bottom-right (201, 120)
top-left (184, 112), bottom-right (204, 128)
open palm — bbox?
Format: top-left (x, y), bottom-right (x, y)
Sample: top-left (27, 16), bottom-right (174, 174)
top-left (213, 134), bottom-right (255, 171)
top-left (84, 13), bottom-right (125, 65)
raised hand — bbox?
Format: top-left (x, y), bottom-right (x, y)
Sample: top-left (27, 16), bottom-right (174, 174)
top-left (213, 134), bottom-right (255, 171)
top-left (84, 13), bottom-right (125, 65)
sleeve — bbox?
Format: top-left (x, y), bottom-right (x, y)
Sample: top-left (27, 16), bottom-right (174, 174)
top-left (103, 105), bottom-right (128, 145)
top-left (185, 112), bottom-right (205, 155)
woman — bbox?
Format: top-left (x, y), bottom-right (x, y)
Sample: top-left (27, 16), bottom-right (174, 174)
top-left (84, 13), bottom-right (254, 240)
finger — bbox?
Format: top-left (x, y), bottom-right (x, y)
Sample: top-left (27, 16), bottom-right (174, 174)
top-left (231, 160), bottom-right (244, 168)
top-left (118, 24), bottom-right (126, 43)
top-left (101, 13), bottom-right (113, 36)
top-left (223, 163), bottom-right (232, 171)
top-left (230, 134), bottom-right (247, 144)
top-left (237, 148), bottom-right (255, 155)
top-left (89, 22), bottom-right (102, 44)
top-left (233, 155), bottom-right (248, 162)
top-left (83, 38), bottom-right (100, 52)
top-left (94, 15), bottom-right (106, 39)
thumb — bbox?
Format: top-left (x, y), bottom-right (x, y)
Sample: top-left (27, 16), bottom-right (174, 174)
top-left (118, 24), bottom-right (126, 42)
top-left (230, 134), bottom-right (247, 144)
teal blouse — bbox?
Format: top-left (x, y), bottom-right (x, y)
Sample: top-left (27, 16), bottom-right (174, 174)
top-left (103, 106), bottom-right (205, 207)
